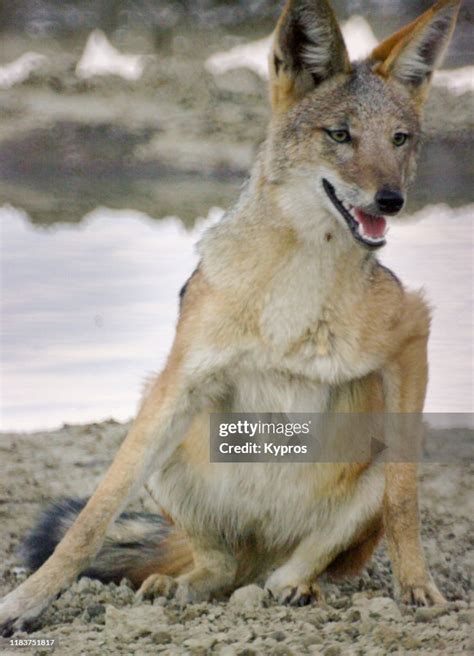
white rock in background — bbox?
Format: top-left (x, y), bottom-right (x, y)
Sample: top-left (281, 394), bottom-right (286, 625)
top-left (342, 15), bottom-right (378, 60)
top-left (76, 29), bottom-right (146, 81)
top-left (0, 52), bottom-right (47, 89)
top-left (205, 17), bottom-right (378, 81)
top-left (433, 66), bottom-right (474, 95)
top-left (205, 35), bottom-right (272, 79)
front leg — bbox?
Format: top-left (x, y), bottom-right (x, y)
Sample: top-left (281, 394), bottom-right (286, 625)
top-left (0, 276), bottom-right (235, 634)
top-left (0, 369), bottom-right (212, 634)
top-left (384, 463), bottom-right (444, 605)
top-left (383, 328), bottom-right (445, 606)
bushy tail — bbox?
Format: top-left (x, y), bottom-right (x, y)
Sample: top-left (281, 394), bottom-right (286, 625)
top-left (21, 498), bottom-right (194, 587)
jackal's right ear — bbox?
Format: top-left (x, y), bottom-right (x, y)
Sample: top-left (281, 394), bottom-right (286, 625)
top-left (269, 0), bottom-right (351, 112)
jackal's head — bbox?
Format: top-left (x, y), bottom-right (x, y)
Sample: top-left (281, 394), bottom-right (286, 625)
top-left (266, 0), bottom-right (460, 248)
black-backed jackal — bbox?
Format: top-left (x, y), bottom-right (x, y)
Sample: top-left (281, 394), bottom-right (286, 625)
top-left (0, 0), bottom-right (461, 634)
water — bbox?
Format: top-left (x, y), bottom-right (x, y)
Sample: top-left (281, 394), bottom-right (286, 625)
top-left (381, 205), bottom-right (473, 416)
top-left (1, 202), bottom-right (472, 431)
top-left (0, 206), bottom-right (215, 430)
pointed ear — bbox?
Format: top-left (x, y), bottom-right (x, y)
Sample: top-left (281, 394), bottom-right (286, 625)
top-left (371, 0), bottom-right (460, 100)
top-left (269, 0), bottom-right (351, 112)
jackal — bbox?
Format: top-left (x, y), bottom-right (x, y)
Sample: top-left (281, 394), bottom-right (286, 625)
top-left (0, 0), bottom-right (461, 634)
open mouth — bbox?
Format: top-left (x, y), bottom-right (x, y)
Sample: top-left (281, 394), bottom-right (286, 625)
top-left (322, 179), bottom-right (387, 249)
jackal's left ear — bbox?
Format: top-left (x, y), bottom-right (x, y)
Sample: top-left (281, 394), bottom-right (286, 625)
top-left (371, 0), bottom-right (460, 101)
top-left (270, 0), bottom-right (351, 112)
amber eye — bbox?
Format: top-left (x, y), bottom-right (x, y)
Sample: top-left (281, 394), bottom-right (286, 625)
top-left (393, 132), bottom-right (409, 147)
top-left (326, 129), bottom-right (352, 144)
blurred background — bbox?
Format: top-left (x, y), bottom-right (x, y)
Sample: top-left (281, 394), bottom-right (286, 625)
top-left (0, 0), bottom-right (472, 430)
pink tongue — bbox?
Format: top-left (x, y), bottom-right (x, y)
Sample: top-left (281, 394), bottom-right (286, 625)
top-left (354, 209), bottom-right (386, 239)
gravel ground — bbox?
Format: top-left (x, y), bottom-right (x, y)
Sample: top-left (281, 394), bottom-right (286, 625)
top-left (0, 420), bottom-right (472, 655)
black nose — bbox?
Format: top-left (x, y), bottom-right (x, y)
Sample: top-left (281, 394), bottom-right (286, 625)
top-left (375, 188), bottom-right (405, 215)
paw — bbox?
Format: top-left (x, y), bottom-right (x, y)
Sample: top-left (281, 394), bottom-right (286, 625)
top-left (268, 582), bottom-right (324, 607)
top-left (136, 574), bottom-right (209, 605)
top-left (398, 581), bottom-right (446, 607)
top-left (0, 591), bottom-right (49, 637)
top-left (0, 613), bottom-right (15, 639)
top-left (136, 574), bottom-right (177, 601)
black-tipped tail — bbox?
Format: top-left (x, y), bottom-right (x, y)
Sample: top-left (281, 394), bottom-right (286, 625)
top-left (21, 498), bottom-right (193, 587)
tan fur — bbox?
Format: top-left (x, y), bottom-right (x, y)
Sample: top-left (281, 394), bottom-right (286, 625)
top-left (0, 0), bottom-right (459, 632)
top-left (127, 531), bottom-right (194, 586)
top-left (326, 514), bottom-right (384, 579)
top-left (371, 0), bottom-right (458, 66)
top-left (373, 0), bottom-right (460, 103)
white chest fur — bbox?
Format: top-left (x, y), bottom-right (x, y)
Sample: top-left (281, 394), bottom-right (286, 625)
top-left (259, 242), bottom-right (336, 347)
top-left (230, 368), bottom-right (329, 413)
top-left (243, 247), bottom-right (380, 386)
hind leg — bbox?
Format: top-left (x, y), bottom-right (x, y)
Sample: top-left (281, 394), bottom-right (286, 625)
top-left (326, 515), bottom-right (384, 579)
top-left (267, 517), bottom-right (384, 606)
top-left (264, 531), bottom-right (331, 606)
top-left (175, 545), bottom-right (238, 603)
top-left (138, 539), bottom-right (238, 603)
top-left (265, 468), bottom-right (385, 606)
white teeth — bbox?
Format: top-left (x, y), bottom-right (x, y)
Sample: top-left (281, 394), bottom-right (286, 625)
top-left (359, 229), bottom-right (384, 243)
top-left (356, 222), bottom-right (384, 242)
top-left (360, 224), bottom-right (389, 240)
top-left (362, 233), bottom-right (384, 243)
top-left (329, 188), bottom-right (386, 245)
